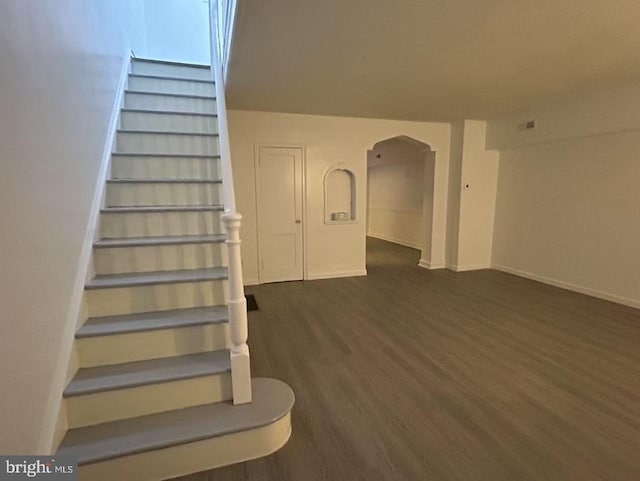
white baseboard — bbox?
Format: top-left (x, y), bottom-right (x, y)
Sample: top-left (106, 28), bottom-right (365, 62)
top-left (306, 269), bottom-right (367, 281)
top-left (40, 51), bottom-right (131, 454)
top-left (445, 262), bottom-right (491, 272)
top-left (244, 278), bottom-right (260, 286)
top-left (492, 264), bottom-right (640, 310)
top-left (418, 259), bottom-right (444, 269)
top-left (367, 232), bottom-right (422, 250)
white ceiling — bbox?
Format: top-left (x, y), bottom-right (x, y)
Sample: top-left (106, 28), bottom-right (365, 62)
top-left (226, 0), bottom-right (640, 121)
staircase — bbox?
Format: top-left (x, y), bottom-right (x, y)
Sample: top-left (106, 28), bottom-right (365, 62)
top-left (56, 58), bottom-right (294, 480)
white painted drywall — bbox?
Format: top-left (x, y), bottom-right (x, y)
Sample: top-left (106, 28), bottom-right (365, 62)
top-left (367, 141), bottom-right (426, 249)
top-left (445, 121), bottom-right (499, 271)
top-left (489, 86), bottom-right (640, 307)
top-left (226, 110), bottom-right (451, 284)
top-left (488, 97), bottom-right (640, 307)
top-left (0, 0), bottom-right (145, 454)
top-left (446, 122), bottom-right (464, 267)
top-left (456, 121), bottom-right (499, 270)
top-left (486, 82), bottom-right (640, 151)
top-left (492, 131), bottom-right (640, 307)
top-left (143, 0), bottom-right (211, 64)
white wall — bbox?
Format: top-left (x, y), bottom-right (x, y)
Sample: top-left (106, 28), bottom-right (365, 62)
top-left (0, 0), bottom-right (145, 453)
top-left (457, 121), bottom-right (499, 270)
top-left (489, 84), bottom-right (640, 308)
top-left (487, 83), bottom-right (640, 151)
top-left (446, 120), bottom-right (499, 271)
top-left (143, 0), bottom-right (210, 64)
top-left (227, 110), bottom-right (451, 284)
top-left (367, 141), bottom-right (426, 249)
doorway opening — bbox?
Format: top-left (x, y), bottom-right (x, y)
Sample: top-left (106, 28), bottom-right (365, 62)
top-left (366, 136), bottom-right (435, 269)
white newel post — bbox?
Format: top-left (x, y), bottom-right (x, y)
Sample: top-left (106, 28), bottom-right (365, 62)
top-left (222, 212), bottom-right (252, 404)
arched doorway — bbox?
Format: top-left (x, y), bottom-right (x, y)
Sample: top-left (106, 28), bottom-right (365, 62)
top-left (366, 136), bottom-right (436, 268)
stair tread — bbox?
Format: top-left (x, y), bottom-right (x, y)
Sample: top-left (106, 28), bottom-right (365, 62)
top-left (121, 108), bottom-right (217, 117)
top-left (106, 178), bottom-right (222, 184)
top-left (125, 89), bottom-right (215, 100)
top-left (94, 234), bottom-right (226, 248)
top-left (64, 350), bottom-right (230, 397)
top-left (111, 153), bottom-right (220, 158)
top-left (132, 57), bottom-right (210, 69)
top-left (78, 306), bottom-right (229, 338)
top-left (117, 129), bottom-right (219, 137)
top-left (129, 73), bottom-right (215, 84)
top-left (101, 205), bottom-right (224, 213)
top-left (58, 378), bottom-right (294, 466)
top-left (86, 267), bottom-right (228, 290)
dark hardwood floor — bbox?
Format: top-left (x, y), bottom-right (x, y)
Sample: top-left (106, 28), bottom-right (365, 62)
top-left (175, 237), bottom-right (640, 481)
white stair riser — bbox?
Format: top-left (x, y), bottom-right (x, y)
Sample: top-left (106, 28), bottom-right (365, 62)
top-left (120, 111), bottom-right (218, 133)
top-left (131, 61), bottom-right (211, 80)
top-left (128, 76), bottom-right (214, 96)
top-left (77, 322), bottom-right (231, 367)
top-left (105, 183), bottom-right (223, 207)
top-left (116, 132), bottom-right (219, 156)
top-left (94, 243), bottom-right (228, 275)
top-left (125, 93), bottom-right (216, 114)
top-left (111, 156), bottom-right (220, 180)
top-left (86, 280), bottom-right (228, 317)
top-left (65, 373), bottom-right (232, 429)
top-left (100, 211), bottom-right (224, 238)
top-left (77, 413), bottom-right (292, 481)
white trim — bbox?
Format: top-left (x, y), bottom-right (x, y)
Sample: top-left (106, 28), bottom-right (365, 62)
top-left (445, 262), bottom-right (491, 272)
top-left (367, 232), bottom-right (422, 250)
top-left (254, 143), bottom-right (307, 284)
top-left (306, 269), bottom-right (367, 281)
top-left (492, 264), bottom-right (640, 310)
top-left (418, 259), bottom-right (444, 269)
top-left (244, 278), bottom-right (260, 286)
top-left (39, 52), bottom-right (131, 454)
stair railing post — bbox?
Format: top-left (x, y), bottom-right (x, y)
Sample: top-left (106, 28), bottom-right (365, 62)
top-left (210, 0), bottom-right (251, 404)
top-left (222, 212), bottom-right (252, 404)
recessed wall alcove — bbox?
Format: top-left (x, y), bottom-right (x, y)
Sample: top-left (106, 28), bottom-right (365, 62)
top-left (324, 167), bottom-right (356, 224)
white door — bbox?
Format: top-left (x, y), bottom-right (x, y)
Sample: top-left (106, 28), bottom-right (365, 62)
top-left (256, 146), bottom-right (304, 282)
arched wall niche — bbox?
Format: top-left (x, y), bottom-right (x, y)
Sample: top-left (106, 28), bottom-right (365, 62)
top-left (324, 166), bottom-right (357, 224)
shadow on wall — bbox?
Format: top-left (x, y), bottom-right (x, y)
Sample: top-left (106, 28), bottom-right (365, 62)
top-left (366, 135), bottom-right (435, 263)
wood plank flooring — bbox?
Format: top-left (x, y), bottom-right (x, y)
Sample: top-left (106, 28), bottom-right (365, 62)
top-left (175, 237), bottom-right (640, 481)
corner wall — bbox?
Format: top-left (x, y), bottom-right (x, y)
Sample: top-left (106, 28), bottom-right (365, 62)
top-left (226, 110), bottom-right (450, 283)
top-left (446, 120), bottom-right (499, 271)
top-left (0, 0), bottom-right (145, 453)
top-left (488, 83), bottom-right (640, 308)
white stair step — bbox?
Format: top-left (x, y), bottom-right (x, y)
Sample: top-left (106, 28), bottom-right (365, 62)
top-left (111, 153), bottom-right (220, 180)
top-left (63, 351), bottom-right (233, 428)
top-left (76, 322), bottom-right (230, 368)
top-left (125, 91), bottom-right (216, 114)
top-left (105, 179), bottom-right (223, 207)
top-left (99, 207), bottom-right (225, 238)
top-left (101, 205), bottom-right (224, 213)
top-left (120, 109), bottom-right (218, 133)
top-left (128, 74), bottom-right (215, 96)
top-left (77, 305), bottom-right (228, 338)
top-left (86, 267), bottom-right (228, 290)
top-left (94, 234), bottom-right (226, 249)
top-left (65, 350), bottom-right (230, 397)
top-left (115, 130), bottom-right (219, 156)
top-left (130, 58), bottom-right (211, 81)
top-left (93, 238), bottom-right (227, 275)
top-left (58, 378), bottom-right (294, 480)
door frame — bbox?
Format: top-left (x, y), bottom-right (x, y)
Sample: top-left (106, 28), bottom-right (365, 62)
top-left (253, 142), bottom-right (307, 284)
